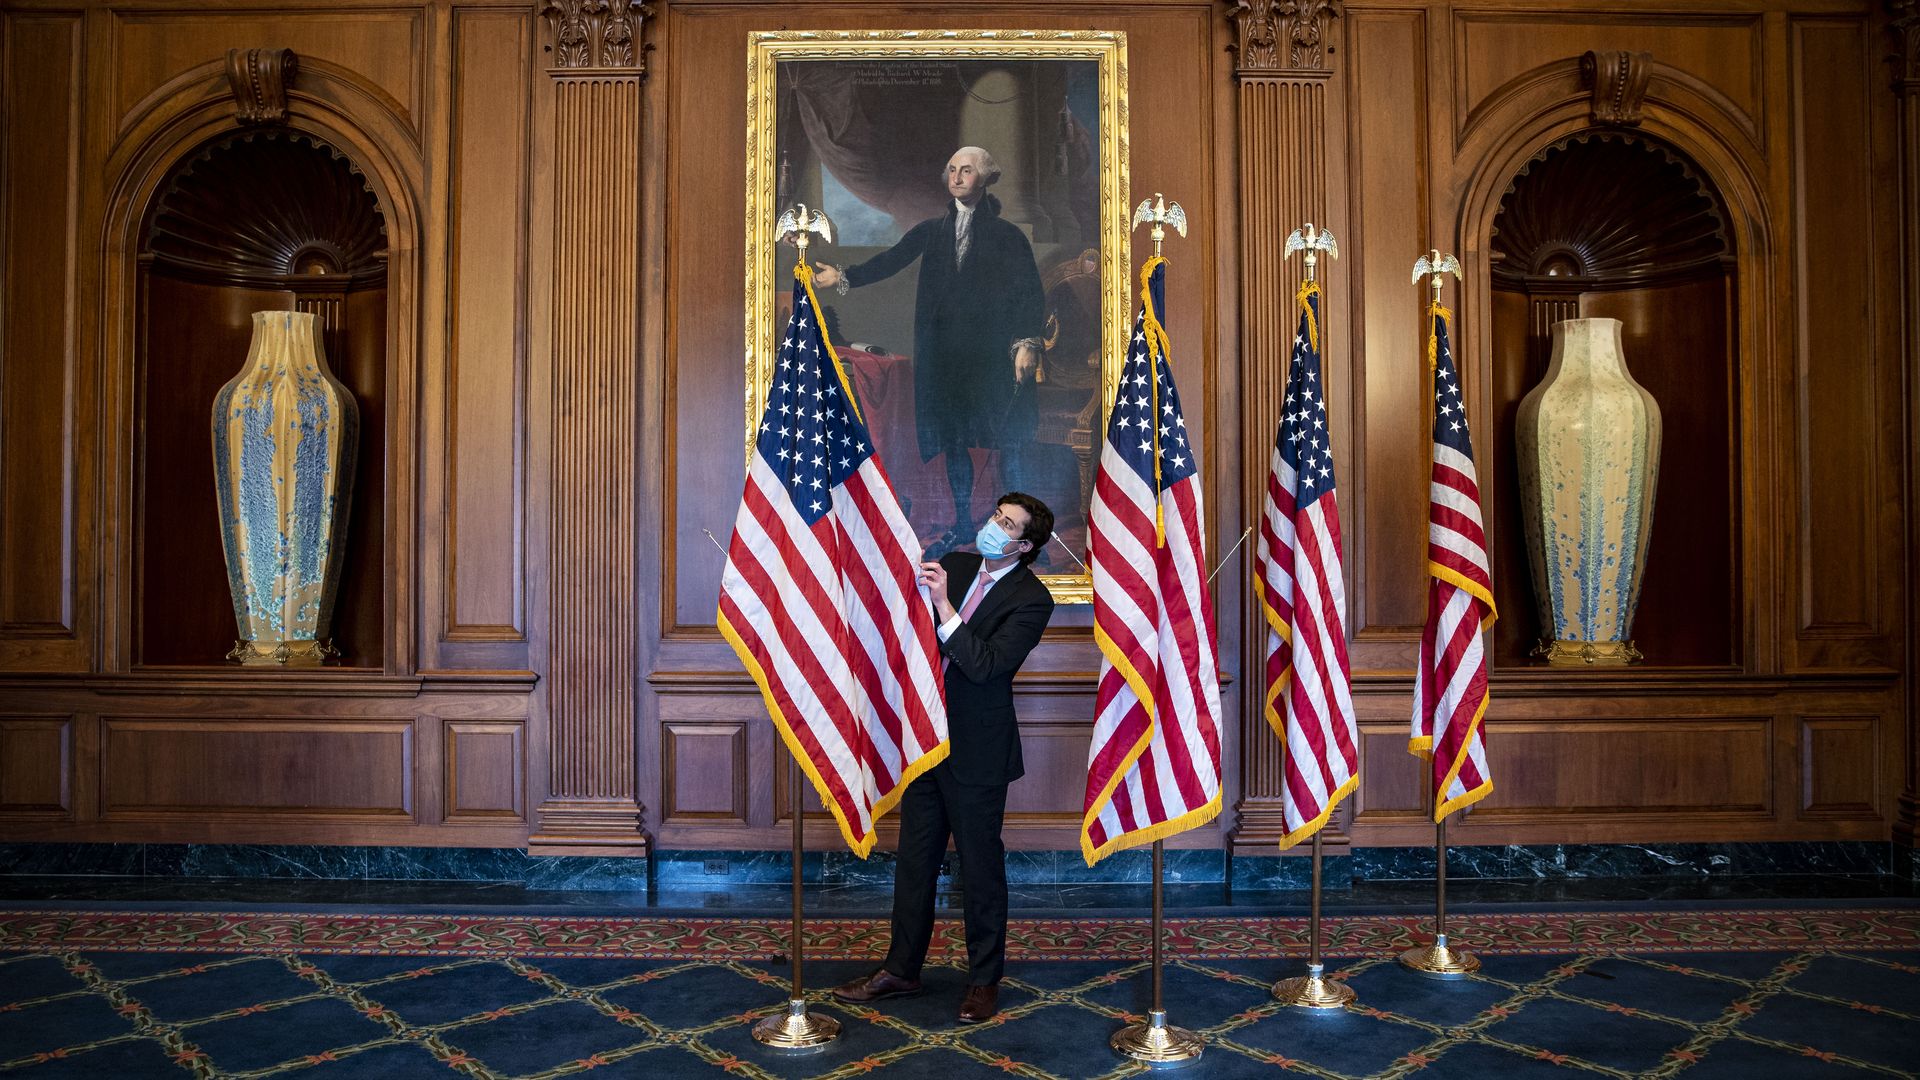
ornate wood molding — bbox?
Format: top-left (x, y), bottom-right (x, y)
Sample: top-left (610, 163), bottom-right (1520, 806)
top-left (146, 131), bottom-right (386, 285)
top-left (1489, 132), bottom-right (1730, 288)
top-left (1895, 0), bottom-right (1920, 90)
top-left (532, 70), bottom-right (649, 854)
top-left (225, 48), bottom-right (297, 125)
top-left (1228, 70), bottom-right (1345, 852)
top-left (1229, 0), bottom-right (1343, 75)
top-left (1580, 49), bottom-right (1652, 127)
top-left (1891, 0), bottom-right (1920, 854)
top-left (537, 0), bottom-right (652, 73)
top-left (1227, 0), bottom-right (1346, 851)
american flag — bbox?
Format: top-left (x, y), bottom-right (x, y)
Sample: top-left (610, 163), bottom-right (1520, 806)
top-left (1256, 282), bottom-right (1359, 849)
top-left (717, 269), bottom-right (949, 857)
top-left (1081, 258), bottom-right (1224, 865)
top-left (1409, 302), bottom-right (1496, 819)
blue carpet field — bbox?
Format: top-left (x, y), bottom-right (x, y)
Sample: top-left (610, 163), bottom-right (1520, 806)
top-left (1, 908), bottom-right (1916, 1078)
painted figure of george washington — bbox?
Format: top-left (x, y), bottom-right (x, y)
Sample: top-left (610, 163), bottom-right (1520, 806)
top-left (815, 146), bottom-right (1046, 556)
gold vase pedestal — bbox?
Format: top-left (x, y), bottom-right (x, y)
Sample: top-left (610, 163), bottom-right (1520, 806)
top-left (751, 999), bottom-right (839, 1053)
top-left (226, 639), bottom-right (339, 666)
top-left (1398, 934), bottom-right (1481, 980)
top-left (1532, 638), bottom-right (1643, 666)
top-left (1271, 962), bottom-right (1356, 1010)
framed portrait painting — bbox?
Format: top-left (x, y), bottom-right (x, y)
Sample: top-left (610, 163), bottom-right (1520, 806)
top-left (745, 30), bottom-right (1131, 603)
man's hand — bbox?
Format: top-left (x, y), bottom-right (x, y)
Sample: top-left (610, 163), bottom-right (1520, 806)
top-left (1013, 342), bottom-right (1039, 385)
top-left (814, 263), bottom-right (842, 289)
top-left (918, 560), bottom-right (956, 620)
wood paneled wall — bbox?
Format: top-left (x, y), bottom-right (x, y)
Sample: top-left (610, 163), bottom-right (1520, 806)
top-left (1, 0), bottom-right (1914, 860)
top-left (0, 0), bottom-right (540, 845)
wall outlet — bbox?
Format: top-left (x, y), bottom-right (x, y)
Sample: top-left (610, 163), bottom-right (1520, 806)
top-left (703, 858), bottom-right (730, 876)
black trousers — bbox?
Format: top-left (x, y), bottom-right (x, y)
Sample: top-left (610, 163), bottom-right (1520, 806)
top-left (882, 763), bottom-right (1009, 986)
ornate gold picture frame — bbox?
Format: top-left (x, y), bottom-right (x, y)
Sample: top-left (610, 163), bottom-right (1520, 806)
top-left (746, 30), bottom-right (1131, 604)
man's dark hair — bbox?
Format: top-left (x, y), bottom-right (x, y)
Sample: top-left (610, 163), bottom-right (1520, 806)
top-left (997, 492), bottom-right (1053, 568)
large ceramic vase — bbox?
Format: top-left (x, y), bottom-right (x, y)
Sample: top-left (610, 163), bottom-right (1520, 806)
top-left (212, 310), bottom-right (359, 665)
top-left (1514, 317), bottom-right (1662, 665)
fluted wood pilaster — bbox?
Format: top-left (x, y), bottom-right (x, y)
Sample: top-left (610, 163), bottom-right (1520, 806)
top-left (1890, 0), bottom-right (1920, 865)
top-left (293, 280), bottom-right (349, 371)
top-left (532, 5), bottom-right (649, 852)
top-left (1526, 292), bottom-right (1579, 372)
top-left (1228, 0), bottom-right (1346, 855)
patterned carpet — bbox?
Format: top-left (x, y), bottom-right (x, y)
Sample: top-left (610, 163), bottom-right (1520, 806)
top-left (1, 909), bottom-right (1916, 1078)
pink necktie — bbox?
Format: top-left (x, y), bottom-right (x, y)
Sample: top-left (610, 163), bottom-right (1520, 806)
top-left (958, 573), bottom-right (991, 621)
top-left (944, 573), bottom-right (991, 674)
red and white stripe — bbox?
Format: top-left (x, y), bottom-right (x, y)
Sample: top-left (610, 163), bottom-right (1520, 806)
top-left (1082, 453), bottom-right (1224, 863)
top-left (718, 454), bottom-right (947, 857)
top-left (1080, 268), bottom-right (1224, 867)
top-left (1411, 439), bottom-right (1496, 820)
top-left (1257, 443), bottom-right (1359, 849)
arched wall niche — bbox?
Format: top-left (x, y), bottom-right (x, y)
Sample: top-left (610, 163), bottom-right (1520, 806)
top-left (1488, 129), bottom-right (1738, 669)
top-left (97, 60), bottom-right (424, 674)
top-left (1451, 61), bottom-right (1774, 676)
top-left (137, 129), bottom-right (389, 668)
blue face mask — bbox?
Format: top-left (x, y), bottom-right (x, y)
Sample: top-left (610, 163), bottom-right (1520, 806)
top-left (975, 519), bottom-right (1021, 559)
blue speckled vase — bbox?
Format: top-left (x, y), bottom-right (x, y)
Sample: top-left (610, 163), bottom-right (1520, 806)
top-left (211, 311), bottom-right (359, 665)
top-left (1514, 317), bottom-right (1662, 665)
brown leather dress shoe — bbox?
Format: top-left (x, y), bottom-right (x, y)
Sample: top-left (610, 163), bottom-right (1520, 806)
top-left (957, 982), bottom-right (999, 1023)
top-left (831, 968), bottom-right (922, 1003)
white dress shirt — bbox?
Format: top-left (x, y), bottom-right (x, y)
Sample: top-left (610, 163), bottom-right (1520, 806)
top-left (938, 560), bottom-right (1018, 641)
top-left (953, 199), bottom-right (975, 266)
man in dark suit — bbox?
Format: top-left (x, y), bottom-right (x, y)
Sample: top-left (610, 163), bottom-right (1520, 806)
top-left (814, 147), bottom-right (1047, 555)
top-left (833, 492), bottom-right (1056, 1023)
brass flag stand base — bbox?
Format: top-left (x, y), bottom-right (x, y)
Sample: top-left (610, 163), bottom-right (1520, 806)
top-left (752, 755), bottom-right (841, 1054)
top-left (1272, 831), bottom-right (1356, 1010)
top-left (1112, 839), bottom-right (1205, 1068)
top-left (1112, 1008), bottom-right (1205, 1067)
top-left (1397, 938), bottom-right (1480, 979)
top-left (752, 998), bottom-right (841, 1052)
top-left (1271, 963), bottom-right (1358, 1009)
top-left (1398, 816), bottom-right (1480, 980)
top-left (1112, 200), bottom-right (1203, 1070)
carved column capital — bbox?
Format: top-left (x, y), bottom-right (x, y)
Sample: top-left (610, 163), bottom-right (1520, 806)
top-left (538, 0), bottom-right (653, 73)
top-left (1892, 0), bottom-right (1920, 90)
top-left (225, 48), bottom-right (298, 125)
top-left (1228, 0), bottom-right (1344, 76)
top-left (1581, 49), bottom-right (1652, 126)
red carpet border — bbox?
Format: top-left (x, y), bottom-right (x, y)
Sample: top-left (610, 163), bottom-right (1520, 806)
top-left (1, 908), bottom-right (1916, 961)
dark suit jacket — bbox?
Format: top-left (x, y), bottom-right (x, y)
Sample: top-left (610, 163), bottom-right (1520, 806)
top-left (843, 195), bottom-right (1046, 460)
top-left (937, 551), bottom-right (1055, 786)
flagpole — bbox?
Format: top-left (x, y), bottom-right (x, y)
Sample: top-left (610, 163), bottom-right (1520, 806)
top-left (1271, 829), bottom-right (1355, 1008)
top-left (1272, 223), bottom-right (1354, 1012)
top-left (1205, 526), bottom-right (1255, 586)
top-left (1112, 196), bottom-right (1204, 1069)
top-left (1400, 250), bottom-right (1479, 981)
top-left (753, 210), bottom-right (843, 1053)
top-left (1151, 842), bottom-right (1162, 1015)
top-left (753, 752), bottom-right (841, 1051)
top-left (1399, 814), bottom-right (1479, 978)
top-left (1112, 838), bottom-right (1204, 1065)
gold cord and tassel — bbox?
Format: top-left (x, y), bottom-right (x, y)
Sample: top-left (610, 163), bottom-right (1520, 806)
top-left (1138, 256), bottom-right (1175, 549)
top-left (1428, 300), bottom-right (1452, 372)
top-left (1297, 278), bottom-right (1322, 354)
